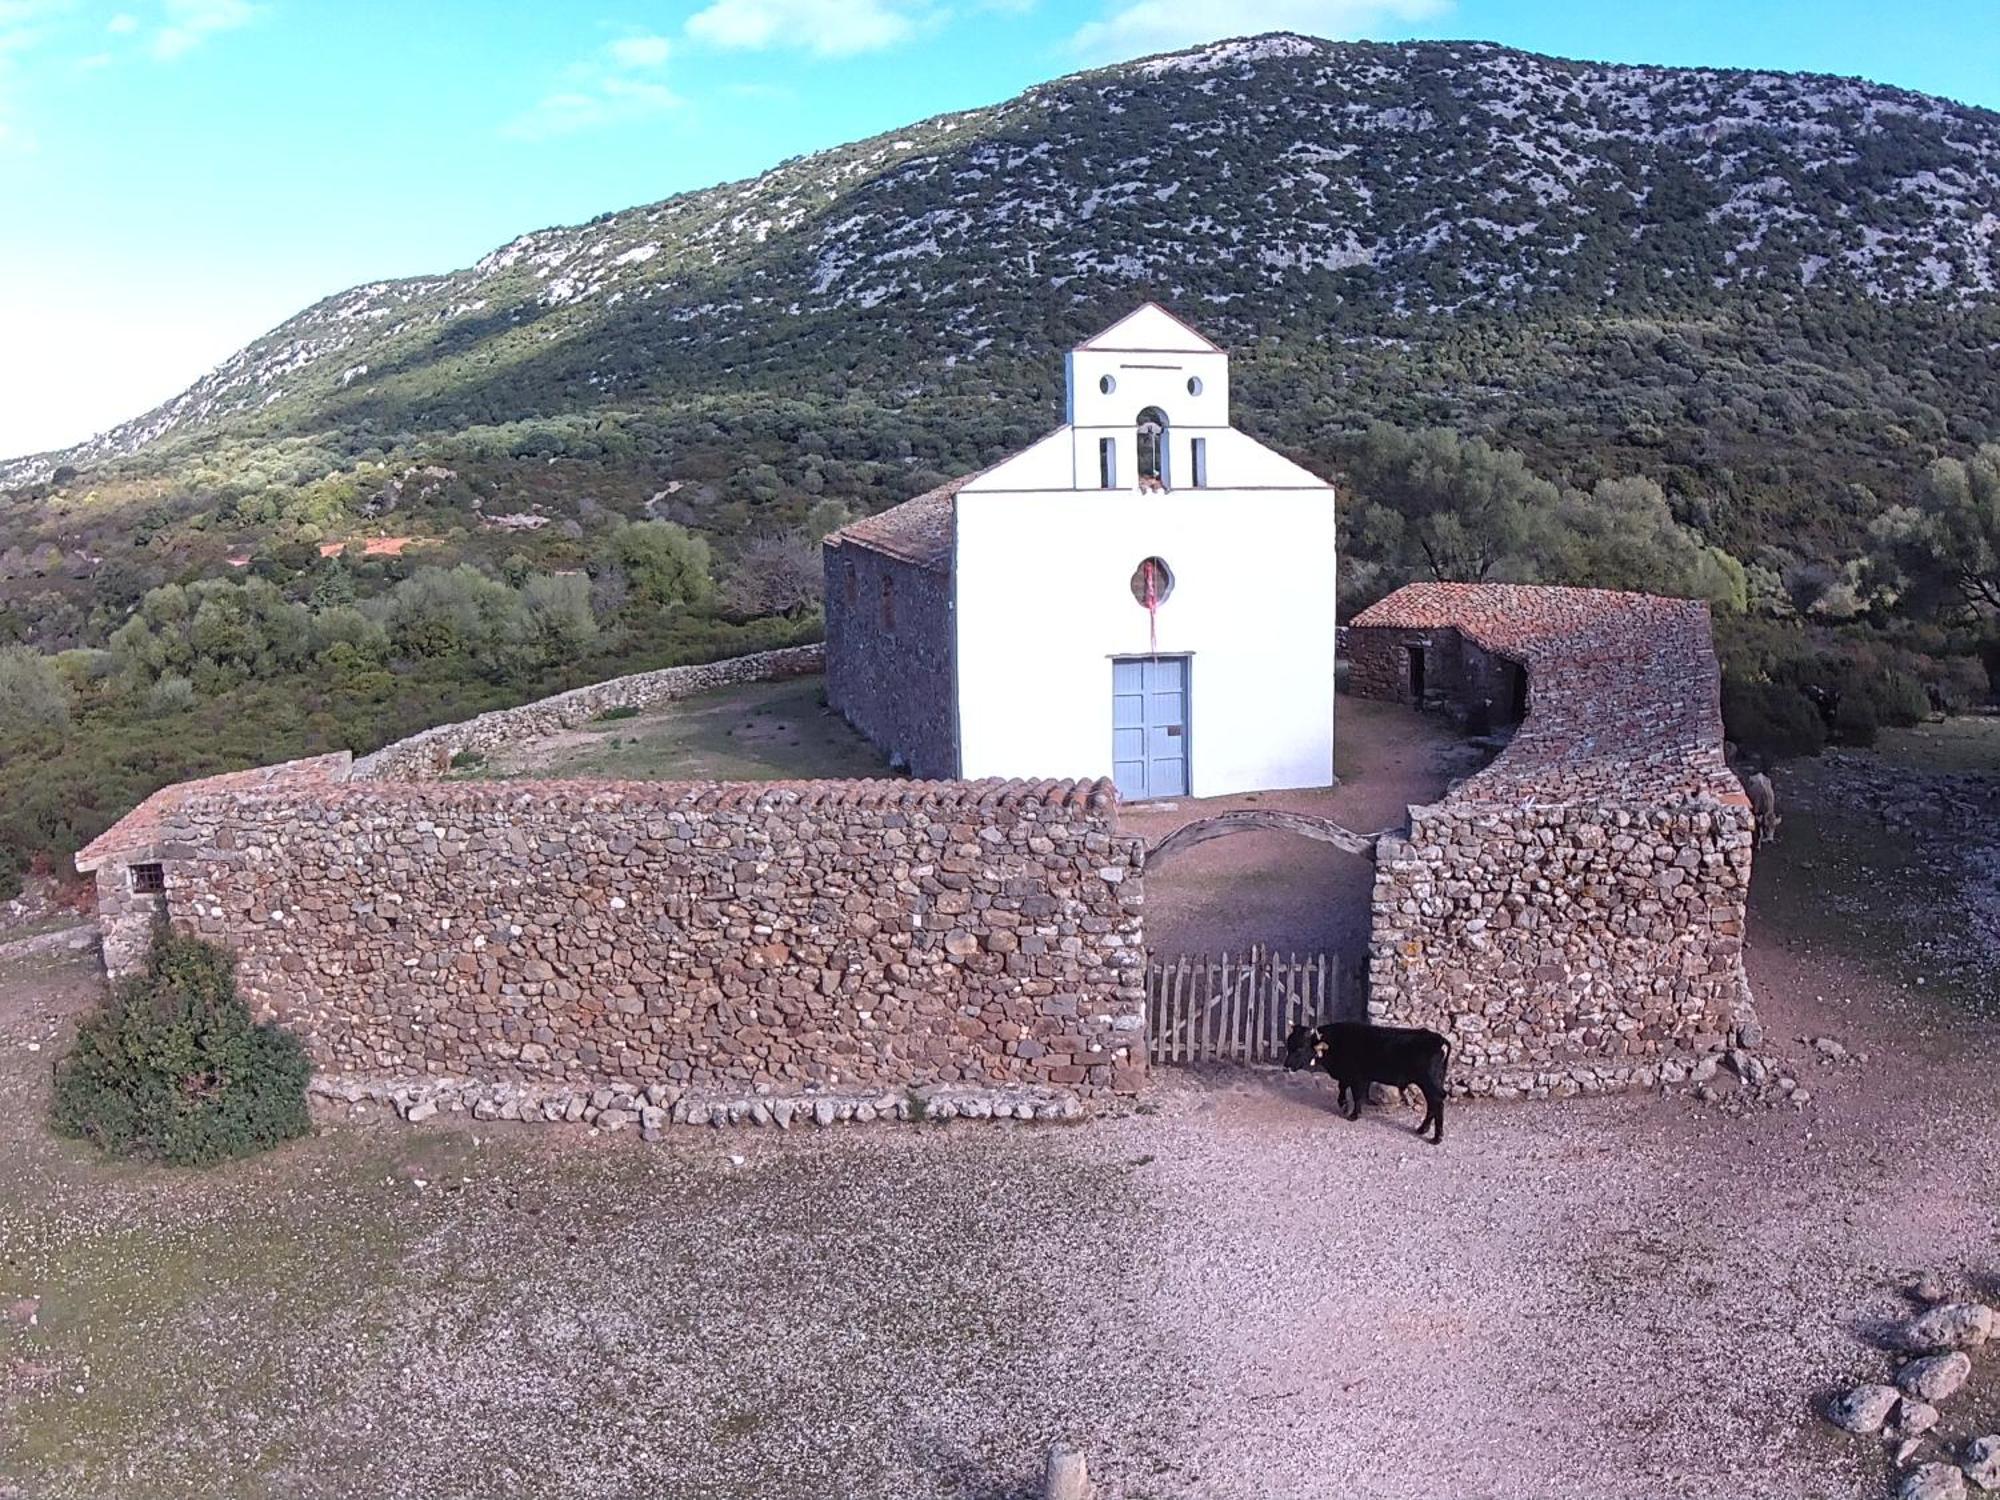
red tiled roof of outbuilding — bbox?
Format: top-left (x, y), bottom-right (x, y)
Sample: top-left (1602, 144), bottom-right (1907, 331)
top-left (1351, 582), bottom-right (1745, 808)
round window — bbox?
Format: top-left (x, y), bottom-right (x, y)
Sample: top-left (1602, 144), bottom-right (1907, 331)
top-left (1186, 375), bottom-right (1204, 397)
top-left (1099, 374), bottom-right (1117, 395)
top-left (1130, 557), bottom-right (1175, 607)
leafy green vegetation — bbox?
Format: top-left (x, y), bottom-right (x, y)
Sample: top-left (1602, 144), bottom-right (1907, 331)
top-left (52, 929), bottom-right (310, 1166)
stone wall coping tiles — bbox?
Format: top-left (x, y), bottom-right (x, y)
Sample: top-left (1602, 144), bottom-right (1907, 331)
top-left (74, 752), bottom-right (354, 872)
top-left (1351, 581), bottom-right (1746, 811)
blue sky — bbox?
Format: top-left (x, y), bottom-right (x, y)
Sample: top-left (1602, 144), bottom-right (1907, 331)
top-left (0, 0), bottom-right (1994, 461)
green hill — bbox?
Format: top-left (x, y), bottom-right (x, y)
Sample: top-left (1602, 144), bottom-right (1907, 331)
top-left (1, 32), bottom-right (1997, 892)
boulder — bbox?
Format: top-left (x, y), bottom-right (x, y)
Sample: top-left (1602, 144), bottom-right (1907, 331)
top-left (1902, 1463), bottom-right (1968, 1500)
top-left (1829, 1384), bottom-right (1903, 1435)
top-left (1898, 1400), bottom-right (1942, 1438)
top-left (1963, 1436), bottom-right (2000, 1492)
top-left (1906, 1304), bottom-right (1995, 1352)
top-left (1900, 1353), bottom-right (1973, 1404)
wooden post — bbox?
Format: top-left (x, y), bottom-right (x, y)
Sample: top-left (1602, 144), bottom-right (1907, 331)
top-left (1044, 1442), bottom-right (1093, 1500)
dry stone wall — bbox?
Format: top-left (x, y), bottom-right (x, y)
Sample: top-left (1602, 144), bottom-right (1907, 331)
top-left (131, 776), bottom-right (1147, 1107)
top-left (1350, 583), bottom-right (1757, 1097)
top-left (351, 643), bottom-right (824, 781)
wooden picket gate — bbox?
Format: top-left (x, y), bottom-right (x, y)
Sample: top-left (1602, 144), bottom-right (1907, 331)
top-left (1145, 947), bottom-right (1353, 1067)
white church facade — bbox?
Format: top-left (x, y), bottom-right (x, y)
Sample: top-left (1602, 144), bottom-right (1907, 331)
top-left (823, 304), bottom-right (1338, 800)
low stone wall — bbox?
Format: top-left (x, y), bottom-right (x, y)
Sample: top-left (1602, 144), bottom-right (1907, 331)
top-left (76, 753), bottom-right (356, 979)
top-left (350, 643), bottom-right (825, 781)
top-left (133, 776), bottom-right (1146, 1105)
top-left (1369, 800), bottom-right (1754, 1081)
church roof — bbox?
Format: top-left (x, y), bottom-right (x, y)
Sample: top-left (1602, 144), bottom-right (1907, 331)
top-left (823, 472), bottom-right (970, 573)
top-left (823, 430), bottom-right (1062, 574)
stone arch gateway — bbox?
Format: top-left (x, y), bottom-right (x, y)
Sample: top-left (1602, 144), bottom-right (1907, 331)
top-left (1143, 809), bottom-right (1384, 869)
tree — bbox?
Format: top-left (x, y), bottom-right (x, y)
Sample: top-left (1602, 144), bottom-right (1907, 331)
top-left (727, 530), bottom-right (822, 617)
top-left (0, 645), bottom-right (70, 733)
top-left (1870, 444), bottom-right (2000, 620)
top-left (597, 521), bottom-right (714, 614)
top-left (518, 574), bottom-right (599, 659)
top-left (1337, 423), bottom-right (1560, 583)
top-left (1546, 478), bottom-right (1748, 610)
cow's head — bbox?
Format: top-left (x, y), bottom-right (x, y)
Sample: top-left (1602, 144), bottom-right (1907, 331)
top-left (1282, 1024), bottom-right (1326, 1071)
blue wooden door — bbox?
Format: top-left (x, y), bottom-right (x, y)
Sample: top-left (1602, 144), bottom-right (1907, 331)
top-left (1112, 657), bottom-right (1189, 799)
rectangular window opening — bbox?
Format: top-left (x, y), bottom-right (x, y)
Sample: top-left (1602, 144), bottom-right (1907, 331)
top-left (1098, 436), bottom-right (1117, 489)
top-left (1191, 437), bottom-right (1209, 488)
top-left (881, 574), bottom-right (896, 631)
top-left (130, 862), bottom-right (166, 895)
top-left (843, 559), bottom-right (856, 605)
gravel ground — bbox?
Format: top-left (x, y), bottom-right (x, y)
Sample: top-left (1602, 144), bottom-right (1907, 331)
top-left (3, 734), bottom-right (1997, 1499)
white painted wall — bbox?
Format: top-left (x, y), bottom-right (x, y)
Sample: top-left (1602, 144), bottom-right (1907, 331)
top-left (954, 484), bottom-right (1337, 795)
top-left (948, 304), bottom-right (1338, 798)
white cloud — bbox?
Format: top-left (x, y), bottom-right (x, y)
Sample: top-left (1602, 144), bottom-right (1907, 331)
top-left (505, 33), bottom-right (682, 141)
top-left (150, 0), bottom-right (258, 60)
top-left (106, 11), bottom-right (138, 33)
top-left (1069, 0), bottom-right (1449, 62)
top-left (684, 0), bottom-right (924, 58)
top-left (606, 32), bottom-right (671, 68)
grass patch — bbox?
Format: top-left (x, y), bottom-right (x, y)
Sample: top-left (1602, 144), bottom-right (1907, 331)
top-left (497, 675), bottom-right (887, 782)
top-left (1755, 766), bottom-right (1990, 1016)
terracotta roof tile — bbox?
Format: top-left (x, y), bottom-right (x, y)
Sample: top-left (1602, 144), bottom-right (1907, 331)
top-left (822, 473), bottom-right (969, 572)
top-left (75, 753), bottom-right (354, 872)
top-left (1351, 582), bottom-right (1742, 808)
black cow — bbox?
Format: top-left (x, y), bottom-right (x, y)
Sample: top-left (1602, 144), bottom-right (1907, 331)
top-left (1284, 1021), bottom-right (1451, 1145)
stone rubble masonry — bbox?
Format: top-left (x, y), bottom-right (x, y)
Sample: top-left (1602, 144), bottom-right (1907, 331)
top-left (350, 643), bottom-right (825, 782)
top-left (1349, 583), bottom-right (1757, 1089)
top-left (84, 767), bottom-right (1147, 1107)
top-left (75, 753), bottom-right (357, 980)
top-left (822, 536), bottom-right (959, 780)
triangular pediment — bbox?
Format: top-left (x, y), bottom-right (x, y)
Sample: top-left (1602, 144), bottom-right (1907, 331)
top-left (1072, 303), bottom-right (1222, 354)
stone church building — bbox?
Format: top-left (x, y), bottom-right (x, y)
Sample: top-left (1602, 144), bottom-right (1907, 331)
top-left (823, 304), bottom-right (1338, 800)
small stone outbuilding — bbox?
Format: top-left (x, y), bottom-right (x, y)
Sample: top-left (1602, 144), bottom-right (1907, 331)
top-left (1349, 582), bottom-right (1758, 1096)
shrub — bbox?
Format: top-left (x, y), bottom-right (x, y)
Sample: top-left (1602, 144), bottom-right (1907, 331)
top-left (594, 704), bottom-right (640, 722)
top-left (448, 748), bottom-right (487, 770)
top-left (1866, 669), bottom-right (1931, 730)
top-left (145, 674), bottom-right (197, 717)
top-left (1923, 655), bottom-right (1992, 714)
top-left (1831, 690), bottom-right (1880, 747)
top-left (51, 928), bottom-right (310, 1166)
top-left (1722, 679), bottom-right (1827, 763)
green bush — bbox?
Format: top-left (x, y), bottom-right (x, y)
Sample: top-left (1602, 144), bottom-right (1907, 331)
top-left (1923, 655), bottom-right (1992, 713)
top-left (1831, 690), bottom-right (1880, 747)
top-left (594, 704), bottom-right (640, 722)
top-left (1722, 679), bottom-right (1827, 763)
top-left (448, 748), bottom-right (487, 770)
top-left (51, 928), bottom-right (310, 1166)
top-left (1866, 669), bottom-right (1931, 729)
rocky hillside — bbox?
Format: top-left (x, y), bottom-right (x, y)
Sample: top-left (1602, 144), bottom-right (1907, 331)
top-left (9, 32), bottom-right (1999, 485)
